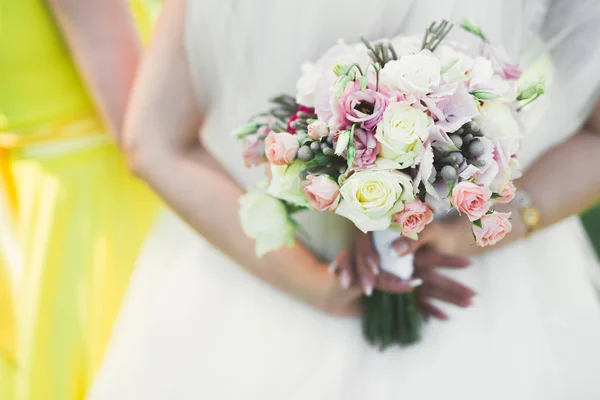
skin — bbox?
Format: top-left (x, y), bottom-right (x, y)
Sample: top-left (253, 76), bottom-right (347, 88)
top-left (48, 0), bottom-right (142, 143)
top-left (123, 0), bottom-right (474, 317)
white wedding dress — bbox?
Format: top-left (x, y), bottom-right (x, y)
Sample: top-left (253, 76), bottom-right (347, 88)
top-left (89, 1), bottom-right (600, 399)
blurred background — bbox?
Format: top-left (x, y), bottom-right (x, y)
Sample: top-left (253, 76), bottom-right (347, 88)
top-left (583, 206), bottom-right (600, 259)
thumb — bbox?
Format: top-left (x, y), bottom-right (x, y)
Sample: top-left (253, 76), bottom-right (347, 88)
top-left (392, 224), bottom-right (437, 256)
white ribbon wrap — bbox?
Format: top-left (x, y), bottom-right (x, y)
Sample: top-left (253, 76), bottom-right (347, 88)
top-left (372, 230), bottom-right (415, 280)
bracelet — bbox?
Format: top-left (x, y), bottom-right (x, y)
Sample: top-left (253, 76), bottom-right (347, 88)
top-left (513, 189), bottom-right (541, 237)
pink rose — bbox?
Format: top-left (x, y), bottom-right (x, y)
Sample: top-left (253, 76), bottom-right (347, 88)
top-left (307, 120), bottom-right (329, 140)
top-left (481, 43), bottom-right (521, 80)
top-left (242, 134), bottom-right (266, 167)
top-left (302, 175), bottom-right (340, 212)
top-left (394, 200), bottom-right (434, 237)
top-left (334, 80), bottom-right (390, 131)
top-left (494, 182), bottom-right (516, 204)
top-left (473, 212), bottom-right (512, 247)
top-left (265, 132), bottom-right (299, 166)
top-left (451, 181), bottom-right (492, 221)
top-left (353, 128), bottom-right (380, 168)
top-left (287, 106), bottom-right (314, 133)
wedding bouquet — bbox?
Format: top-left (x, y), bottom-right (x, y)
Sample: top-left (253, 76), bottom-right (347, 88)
top-left (234, 19), bottom-right (544, 349)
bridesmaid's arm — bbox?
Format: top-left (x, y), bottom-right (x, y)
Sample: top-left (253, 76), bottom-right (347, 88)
top-left (123, 0), bottom-right (361, 316)
top-left (393, 101), bottom-right (600, 257)
top-left (48, 0), bottom-right (141, 142)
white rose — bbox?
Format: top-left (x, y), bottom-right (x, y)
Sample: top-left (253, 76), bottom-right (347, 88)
top-left (239, 190), bottom-right (296, 257)
top-left (437, 45), bottom-right (475, 83)
top-left (296, 40), bottom-right (370, 107)
top-left (477, 102), bottom-right (522, 154)
top-left (375, 102), bottom-right (432, 167)
top-left (467, 57), bottom-right (494, 89)
top-left (336, 170), bottom-right (414, 232)
top-left (380, 50), bottom-right (441, 97)
top-left (296, 62), bottom-right (321, 107)
top-left (267, 160), bottom-right (308, 206)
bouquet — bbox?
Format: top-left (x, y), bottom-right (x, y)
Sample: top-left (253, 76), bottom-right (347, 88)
top-left (234, 19), bottom-right (544, 349)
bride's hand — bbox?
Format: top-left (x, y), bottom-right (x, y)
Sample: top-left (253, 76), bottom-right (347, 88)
top-left (322, 248), bottom-right (422, 316)
top-left (350, 229), bottom-right (475, 320)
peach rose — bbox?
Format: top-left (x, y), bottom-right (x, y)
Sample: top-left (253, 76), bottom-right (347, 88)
top-left (265, 132), bottom-right (299, 165)
top-left (494, 182), bottom-right (516, 204)
top-left (394, 199), bottom-right (434, 238)
top-left (302, 175), bottom-right (340, 212)
top-left (451, 181), bottom-right (492, 221)
top-left (473, 212), bottom-right (512, 247)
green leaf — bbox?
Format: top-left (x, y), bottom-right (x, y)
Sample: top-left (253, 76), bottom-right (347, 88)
top-left (473, 219), bottom-right (483, 228)
top-left (447, 179), bottom-right (457, 194)
top-left (303, 153), bottom-right (330, 169)
top-left (232, 122), bottom-right (260, 139)
top-left (491, 192), bottom-right (503, 199)
top-left (470, 90), bottom-right (502, 100)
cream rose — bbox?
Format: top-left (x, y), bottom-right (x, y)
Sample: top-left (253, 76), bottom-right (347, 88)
top-left (473, 212), bottom-right (512, 247)
top-left (380, 50), bottom-right (441, 97)
top-left (335, 169), bottom-right (414, 232)
top-left (239, 190), bottom-right (296, 257)
top-left (267, 161), bottom-right (308, 206)
top-left (375, 102), bottom-right (432, 167)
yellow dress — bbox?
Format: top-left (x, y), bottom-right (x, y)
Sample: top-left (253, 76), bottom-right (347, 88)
top-left (0, 1), bottom-right (159, 398)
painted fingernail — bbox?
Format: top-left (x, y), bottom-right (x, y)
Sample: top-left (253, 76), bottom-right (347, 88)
top-left (409, 278), bottom-right (423, 288)
top-left (367, 256), bottom-right (380, 275)
top-left (328, 260), bottom-right (338, 274)
top-left (340, 270), bottom-right (351, 289)
top-left (394, 240), bottom-right (410, 256)
top-left (362, 277), bottom-right (373, 296)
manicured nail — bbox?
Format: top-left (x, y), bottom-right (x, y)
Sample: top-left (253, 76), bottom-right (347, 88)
top-left (394, 240), bottom-right (410, 256)
top-left (328, 260), bottom-right (338, 274)
top-left (367, 256), bottom-right (379, 275)
top-left (362, 277), bottom-right (373, 296)
top-left (409, 278), bottom-right (423, 288)
top-left (340, 270), bottom-right (351, 289)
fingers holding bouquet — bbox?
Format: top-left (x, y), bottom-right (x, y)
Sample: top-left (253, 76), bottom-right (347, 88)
top-left (350, 227), bottom-right (475, 320)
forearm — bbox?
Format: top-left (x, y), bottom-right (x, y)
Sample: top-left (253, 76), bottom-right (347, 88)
top-left (49, 0), bottom-right (141, 142)
top-left (517, 130), bottom-right (600, 227)
top-left (487, 129), bottom-right (600, 246)
top-left (134, 144), bottom-right (332, 308)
